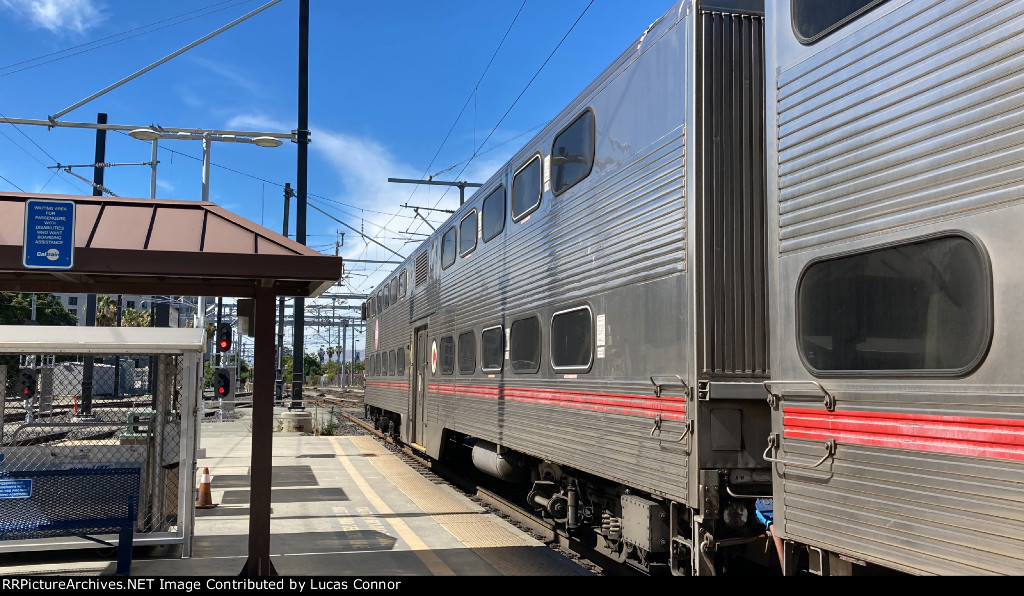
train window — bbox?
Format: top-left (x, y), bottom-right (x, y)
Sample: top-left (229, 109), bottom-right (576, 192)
top-left (481, 325), bottom-right (504, 372)
top-left (383, 282), bottom-right (390, 310)
top-left (481, 186), bottom-right (506, 242)
top-left (389, 350), bottom-right (396, 376)
top-left (390, 277), bottom-right (398, 305)
top-left (458, 331), bottom-right (476, 375)
top-left (399, 270), bottom-right (407, 298)
top-left (439, 336), bottom-right (455, 375)
top-left (791, 0), bottom-right (887, 44)
top-left (441, 226), bottom-right (457, 270)
top-left (460, 210), bottom-right (478, 257)
top-left (512, 155), bottom-right (542, 222)
top-left (798, 234), bottom-right (991, 376)
top-left (510, 316), bottom-right (541, 374)
top-left (551, 109), bottom-right (595, 196)
top-left (374, 353), bottom-right (380, 377)
top-left (550, 306), bottom-right (593, 371)
top-left (397, 347), bottom-right (406, 376)
top-left (376, 291), bottom-right (382, 313)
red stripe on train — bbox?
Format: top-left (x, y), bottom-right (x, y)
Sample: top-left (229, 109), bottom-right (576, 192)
top-left (783, 407), bottom-right (1024, 462)
top-left (365, 381), bottom-right (410, 391)
top-left (425, 383), bottom-right (686, 420)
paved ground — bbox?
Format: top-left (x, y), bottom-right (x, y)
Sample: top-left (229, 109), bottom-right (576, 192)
top-left (1, 402), bottom-right (594, 578)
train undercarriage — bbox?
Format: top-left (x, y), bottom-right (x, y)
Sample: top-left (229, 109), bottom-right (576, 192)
top-left (364, 405), bottom-right (778, 576)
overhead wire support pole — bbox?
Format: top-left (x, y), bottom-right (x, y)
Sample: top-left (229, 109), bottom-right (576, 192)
top-left (409, 207), bottom-right (435, 231)
top-left (289, 0), bottom-right (310, 417)
top-left (46, 161), bottom-right (155, 169)
top-left (80, 112), bottom-right (107, 420)
top-left (0, 117), bottom-right (297, 143)
top-left (57, 167), bottom-right (118, 196)
top-left (387, 177), bottom-right (482, 206)
top-left (48, 0), bottom-right (284, 122)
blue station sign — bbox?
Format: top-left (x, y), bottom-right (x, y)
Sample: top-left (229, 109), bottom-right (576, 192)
top-left (22, 198), bottom-right (75, 270)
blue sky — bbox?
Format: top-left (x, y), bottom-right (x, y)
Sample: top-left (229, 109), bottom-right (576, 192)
top-left (0, 0), bottom-right (674, 355)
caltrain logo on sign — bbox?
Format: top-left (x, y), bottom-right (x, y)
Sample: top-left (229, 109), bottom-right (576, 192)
top-left (430, 341), bottom-right (437, 374)
top-left (374, 319), bottom-right (379, 350)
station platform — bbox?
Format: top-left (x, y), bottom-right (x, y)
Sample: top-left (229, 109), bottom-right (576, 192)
top-left (0, 403), bottom-right (595, 578)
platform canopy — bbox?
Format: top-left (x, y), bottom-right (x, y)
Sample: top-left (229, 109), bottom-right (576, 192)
top-left (0, 192), bottom-right (342, 298)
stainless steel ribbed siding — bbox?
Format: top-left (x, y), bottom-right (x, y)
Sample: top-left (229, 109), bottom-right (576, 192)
top-left (781, 433), bottom-right (1024, 575)
top-left (433, 139), bottom-right (690, 502)
top-left (768, 0), bottom-right (1024, 575)
top-left (697, 8), bottom-right (768, 377)
top-left (419, 7), bottom-right (692, 503)
top-left (776, 0), bottom-right (1024, 253)
top-left (365, 274), bottom-right (413, 417)
top-left (467, 384), bottom-right (689, 501)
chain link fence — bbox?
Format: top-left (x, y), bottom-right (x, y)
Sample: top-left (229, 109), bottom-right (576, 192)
top-left (0, 331), bottom-right (202, 556)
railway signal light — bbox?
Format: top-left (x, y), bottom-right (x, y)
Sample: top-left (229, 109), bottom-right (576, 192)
top-left (17, 368), bottom-right (37, 399)
top-left (216, 323), bottom-right (232, 352)
top-left (214, 368), bottom-right (232, 399)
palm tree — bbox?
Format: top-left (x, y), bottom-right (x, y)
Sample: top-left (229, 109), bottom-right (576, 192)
top-left (121, 307), bottom-right (151, 327)
top-left (96, 295), bottom-right (117, 326)
top-left (326, 346), bottom-right (335, 362)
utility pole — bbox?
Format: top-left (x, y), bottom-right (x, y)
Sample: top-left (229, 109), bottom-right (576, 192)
top-left (350, 319), bottom-right (356, 388)
top-left (277, 183), bottom-right (292, 405)
top-left (216, 297), bottom-right (223, 367)
top-left (113, 294), bottom-right (122, 399)
top-left (80, 112), bottom-right (106, 419)
top-left (289, 0), bottom-right (310, 413)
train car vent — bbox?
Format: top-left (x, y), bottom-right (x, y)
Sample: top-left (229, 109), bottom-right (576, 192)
top-left (415, 250), bottom-right (429, 287)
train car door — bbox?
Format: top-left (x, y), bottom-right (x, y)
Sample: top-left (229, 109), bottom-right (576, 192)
top-left (408, 326), bottom-right (428, 449)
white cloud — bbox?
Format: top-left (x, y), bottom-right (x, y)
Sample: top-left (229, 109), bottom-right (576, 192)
top-left (191, 57), bottom-right (264, 96)
top-left (1, 0), bottom-right (105, 34)
top-left (226, 113), bottom-right (291, 136)
top-left (214, 117), bottom-right (523, 295)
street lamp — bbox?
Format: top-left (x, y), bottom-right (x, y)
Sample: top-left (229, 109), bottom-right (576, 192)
top-left (128, 128), bottom-right (284, 202)
top-left (129, 127), bottom-right (287, 331)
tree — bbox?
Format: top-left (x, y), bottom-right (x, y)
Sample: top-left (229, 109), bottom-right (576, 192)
top-left (282, 355), bottom-right (293, 384)
top-left (0, 292), bottom-right (77, 326)
top-left (121, 307), bottom-right (151, 327)
top-left (326, 346), bottom-right (335, 362)
top-left (304, 352), bottom-right (322, 381)
top-left (239, 359), bottom-right (252, 384)
top-left (96, 294), bottom-right (117, 326)
top-left (90, 296), bottom-right (153, 327)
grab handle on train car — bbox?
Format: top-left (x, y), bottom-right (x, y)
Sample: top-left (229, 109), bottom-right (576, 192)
top-left (762, 380), bottom-right (835, 411)
top-left (649, 375), bottom-right (692, 445)
top-left (650, 374), bottom-right (689, 398)
top-left (762, 433), bottom-right (837, 469)
top-left (650, 414), bottom-right (692, 446)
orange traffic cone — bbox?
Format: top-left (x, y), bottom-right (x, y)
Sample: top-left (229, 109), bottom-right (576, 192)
top-left (195, 467), bottom-right (218, 509)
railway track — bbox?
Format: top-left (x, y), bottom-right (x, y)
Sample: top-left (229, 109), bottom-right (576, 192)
top-left (303, 386), bottom-right (641, 577)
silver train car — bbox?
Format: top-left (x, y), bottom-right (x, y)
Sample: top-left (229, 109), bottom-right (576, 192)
top-left (362, 0), bottom-right (1024, 576)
